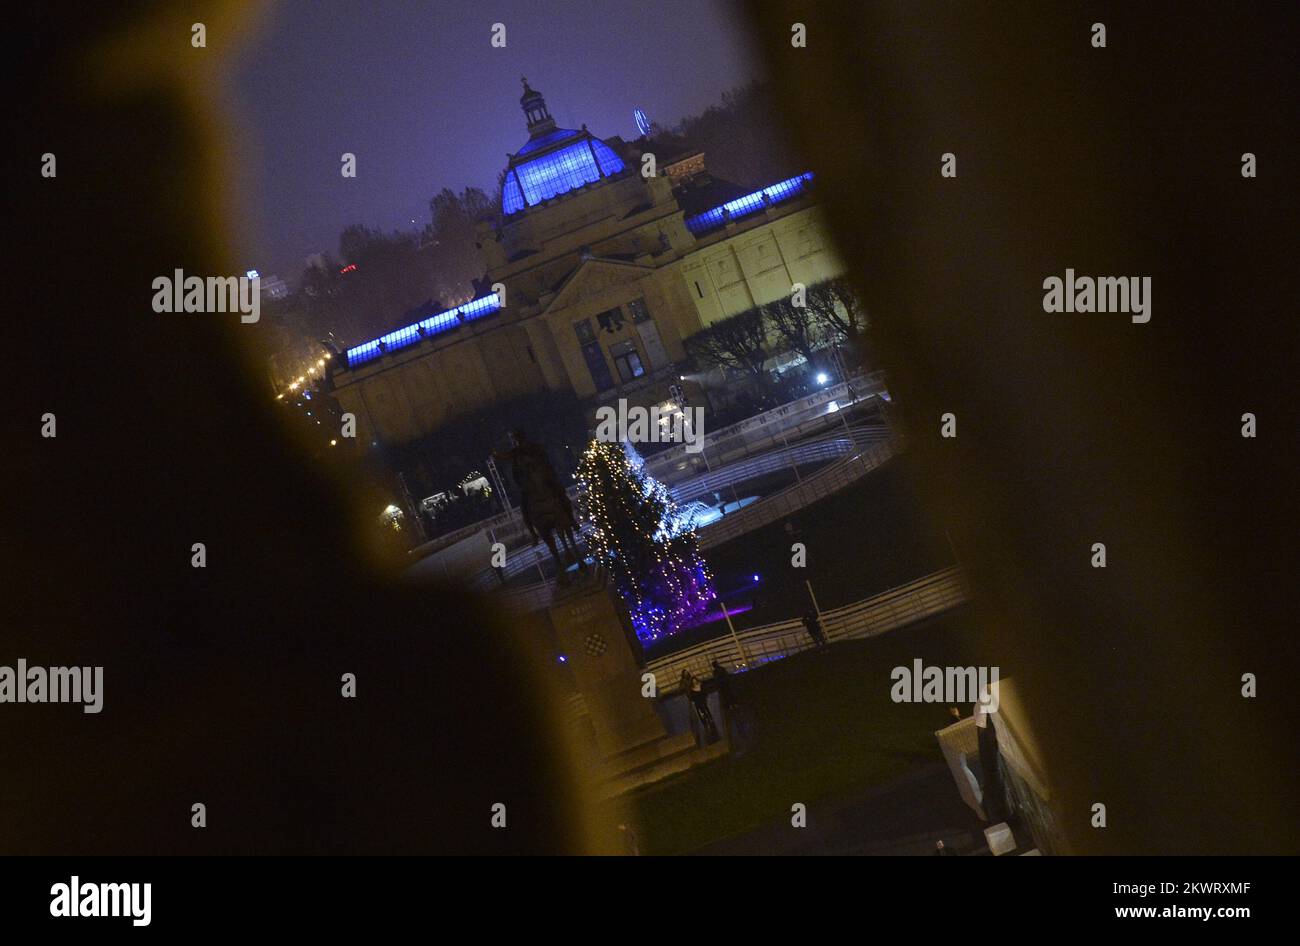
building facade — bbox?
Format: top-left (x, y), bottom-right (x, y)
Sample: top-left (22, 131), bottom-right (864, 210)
top-left (330, 80), bottom-right (846, 446)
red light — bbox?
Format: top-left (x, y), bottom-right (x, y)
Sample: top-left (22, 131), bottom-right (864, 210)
top-left (339, 264), bottom-right (357, 274)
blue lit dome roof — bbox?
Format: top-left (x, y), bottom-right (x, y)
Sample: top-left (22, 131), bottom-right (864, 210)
top-left (502, 79), bottom-right (627, 216)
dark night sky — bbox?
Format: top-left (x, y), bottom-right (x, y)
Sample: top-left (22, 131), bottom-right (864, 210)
top-left (222, 0), bottom-right (763, 283)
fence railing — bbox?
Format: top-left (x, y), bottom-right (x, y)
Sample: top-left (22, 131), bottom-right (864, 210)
top-left (697, 437), bottom-right (898, 550)
top-left (459, 426), bottom-right (890, 594)
top-left (643, 370), bottom-right (883, 477)
top-left (409, 371), bottom-right (884, 559)
top-left (491, 434), bottom-right (901, 612)
top-left (671, 424), bottom-right (888, 503)
top-left (644, 566), bottom-right (968, 694)
top-left (560, 566), bottom-right (969, 719)
top-left (646, 388), bottom-right (882, 484)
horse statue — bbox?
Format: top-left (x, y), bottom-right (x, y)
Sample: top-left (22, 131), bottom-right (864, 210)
top-left (496, 429), bottom-right (584, 584)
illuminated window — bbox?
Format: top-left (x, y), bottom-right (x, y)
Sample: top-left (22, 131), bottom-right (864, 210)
top-left (502, 174), bottom-right (525, 217)
top-left (502, 137), bottom-right (626, 215)
top-left (516, 128), bottom-right (582, 155)
top-left (611, 339), bottom-right (644, 382)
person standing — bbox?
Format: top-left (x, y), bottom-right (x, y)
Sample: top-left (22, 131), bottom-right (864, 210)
top-left (690, 673), bottom-right (718, 742)
top-left (682, 670), bottom-right (717, 743)
top-left (680, 670), bottom-right (699, 742)
top-left (802, 608), bottom-right (827, 648)
top-left (710, 658), bottom-right (747, 748)
top-left (710, 659), bottom-right (737, 711)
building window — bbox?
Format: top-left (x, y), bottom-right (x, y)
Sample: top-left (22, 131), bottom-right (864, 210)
top-left (627, 298), bottom-right (651, 323)
top-left (596, 307), bottom-right (625, 333)
top-left (581, 341), bottom-right (615, 392)
top-left (610, 339), bottom-right (645, 383)
top-left (616, 351), bottom-right (644, 382)
top-left (574, 319), bottom-right (595, 343)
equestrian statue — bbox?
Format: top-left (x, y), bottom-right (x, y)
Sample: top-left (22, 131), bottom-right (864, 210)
top-left (495, 429), bottom-right (585, 584)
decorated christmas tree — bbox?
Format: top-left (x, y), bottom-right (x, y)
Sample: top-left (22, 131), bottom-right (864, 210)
top-left (576, 439), bottom-right (717, 642)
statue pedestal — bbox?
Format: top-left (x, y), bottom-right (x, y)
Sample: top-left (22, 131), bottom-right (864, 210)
top-left (550, 569), bottom-right (728, 796)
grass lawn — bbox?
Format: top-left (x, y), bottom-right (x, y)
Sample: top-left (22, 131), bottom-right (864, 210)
top-left (622, 608), bottom-right (978, 854)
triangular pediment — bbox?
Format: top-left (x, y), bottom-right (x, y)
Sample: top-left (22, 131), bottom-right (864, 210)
top-left (542, 256), bottom-right (654, 315)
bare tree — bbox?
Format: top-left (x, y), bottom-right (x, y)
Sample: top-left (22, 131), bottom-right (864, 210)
top-left (299, 253), bottom-right (371, 345)
top-left (337, 225), bottom-right (437, 336)
top-left (673, 80), bottom-right (801, 188)
top-left (425, 187), bottom-right (494, 305)
top-left (805, 276), bottom-right (872, 368)
top-left (762, 296), bottom-right (823, 370)
top-left (683, 308), bottom-right (771, 390)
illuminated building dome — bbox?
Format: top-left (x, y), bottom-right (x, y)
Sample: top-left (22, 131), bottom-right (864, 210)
top-left (501, 78), bottom-right (626, 216)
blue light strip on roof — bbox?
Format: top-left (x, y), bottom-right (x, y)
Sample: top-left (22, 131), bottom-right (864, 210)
top-left (344, 293), bottom-right (503, 369)
top-left (683, 172), bottom-right (815, 235)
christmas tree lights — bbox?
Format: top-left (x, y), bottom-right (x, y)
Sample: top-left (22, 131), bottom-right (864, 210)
top-left (576, 439), bottom-right (717, 642)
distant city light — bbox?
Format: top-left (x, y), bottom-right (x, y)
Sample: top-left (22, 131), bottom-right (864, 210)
top-left (557, 654), bottom-right (568, 664)
top-left (752, 574), bottom-right (760, 583)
